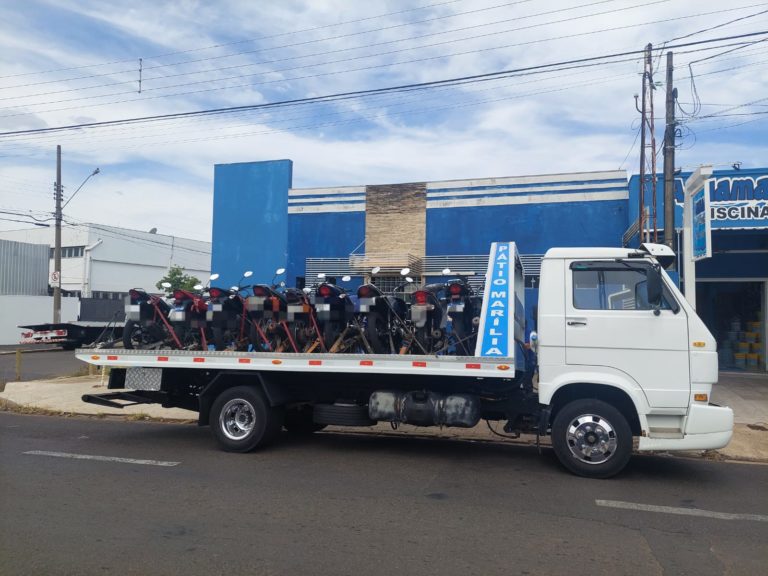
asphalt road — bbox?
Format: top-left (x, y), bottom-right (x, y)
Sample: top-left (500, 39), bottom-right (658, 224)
top-left (1, 413), bottom-right (766, 576)
top-left (0, 348), bottom-right (83, 382)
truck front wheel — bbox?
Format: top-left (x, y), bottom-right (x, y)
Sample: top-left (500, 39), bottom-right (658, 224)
top-left (551, 399), bottom-right (632, 479)
top-left (210, 386), bottom-right (283, 452)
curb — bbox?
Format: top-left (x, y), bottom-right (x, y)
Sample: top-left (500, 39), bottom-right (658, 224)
top-left (0, 348), bottom-right (63, 356)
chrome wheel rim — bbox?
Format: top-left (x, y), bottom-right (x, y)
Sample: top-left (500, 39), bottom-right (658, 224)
top-left (566, 414), bottom-right (617, 464)
top-left (219, 399), bottom-right (256, 440)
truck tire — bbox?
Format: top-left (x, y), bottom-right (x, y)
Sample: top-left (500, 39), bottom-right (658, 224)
top-left (313, 403), bottom-right (375, 427)
top-left (551, 399), bottom-right (632, 479)
top-left (283, 406), bottom-right (327, 435)
top-left (210, 386), bottom-right (284, 452)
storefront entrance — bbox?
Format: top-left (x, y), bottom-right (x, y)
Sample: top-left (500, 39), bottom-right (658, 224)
top-left (697, 281), bottom-right (766, 372)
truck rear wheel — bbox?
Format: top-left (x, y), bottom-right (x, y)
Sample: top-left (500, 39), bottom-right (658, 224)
top-left (210, 386), bottom-right (283, 452)
top-left (551, 399), bottom-right (632, 479)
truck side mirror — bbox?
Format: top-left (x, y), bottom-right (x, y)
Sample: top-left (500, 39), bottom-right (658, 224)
top-left (646, 265), bottom-right (662, 312)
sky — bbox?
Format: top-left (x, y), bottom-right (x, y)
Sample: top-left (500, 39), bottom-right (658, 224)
top-left (0, 0), bottom-right (766, 242)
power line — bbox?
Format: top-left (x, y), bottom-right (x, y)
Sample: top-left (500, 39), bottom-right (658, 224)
top-left (2, 30), bottom-right (766, 139)
top-left (0, 0), bottom-right (536, 92)
top-left (7, 46), bottom-right (763, 154)
top-left (7, 39), bottom-right (764, 150)
top-left (0, 0), bottom-right (464, 81)
top-left (0, 0), bottom-right (630, 107)
top-left (4, 3), bottom-right (761, 121)
top-left (7, 1), bottom-right (759, 117)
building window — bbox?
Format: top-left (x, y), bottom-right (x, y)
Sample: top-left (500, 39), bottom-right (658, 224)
top-left (371, 275), bottom-right (418, 295)
top-left (49, 246), bottom-right (85, 259)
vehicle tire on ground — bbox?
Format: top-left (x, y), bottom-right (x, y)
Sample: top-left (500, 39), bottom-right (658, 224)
top-left (210, 386), bottom-right (284, 452)
top-left (283, 405), bottom-right (327, 435)
top-left (313, 403), bottom-right (376, 427)
top-left (551, 398), bottom-right (633, 479)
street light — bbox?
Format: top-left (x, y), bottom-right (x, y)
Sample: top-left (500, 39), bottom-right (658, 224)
top-left (62, 167), bottom-right (100, 209)
top-left (53, 145), bottom-right (100, 323)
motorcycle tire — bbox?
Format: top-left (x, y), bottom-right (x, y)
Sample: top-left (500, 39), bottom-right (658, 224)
top-left (212, 326), bottom-right (228, 351)
top-left (322, 322), bottom-right (340, 353)
top-left (123, 320), bottom-right (165, 350)
top-left (365, 311), bottom-right (391, 354)
top-left (451, 320), bottom-right (474, 356)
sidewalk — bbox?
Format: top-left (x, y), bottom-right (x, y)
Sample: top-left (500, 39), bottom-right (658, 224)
top-left (1, 371), bottom-right (766, 462)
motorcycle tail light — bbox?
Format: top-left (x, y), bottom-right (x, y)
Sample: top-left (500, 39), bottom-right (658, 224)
top-left (414, 291), bottom-right (428, 305)
top-left (357, 285), bottom-right (371, 298)
top-left (209, 288), bottom-right (222, 299)
top-left (253, 286), bottom-right (268, 297)
top-left (318, 284), bottom-right (332, 298)
top-left (449, 283), bottom-right (463, 295)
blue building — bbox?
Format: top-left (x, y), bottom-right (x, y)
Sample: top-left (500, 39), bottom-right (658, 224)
top-left (211, 160), bottom-right (767, 371)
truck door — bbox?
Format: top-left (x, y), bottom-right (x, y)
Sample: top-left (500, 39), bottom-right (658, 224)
top-left (564, 260), bottom-right (690, 408)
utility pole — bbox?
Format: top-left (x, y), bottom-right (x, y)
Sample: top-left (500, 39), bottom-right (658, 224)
top-left (637, 48), bottom-right (648, 244)
top-left (636, 43), bottom-right (658, 244)
top-left (663, 51), bottom-right (677, 256)
top-left (53, 145), bottom-right (62, 323)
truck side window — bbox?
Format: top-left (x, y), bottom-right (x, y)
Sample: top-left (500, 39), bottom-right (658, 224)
top-left (571, 263), bottom-right (675, 311)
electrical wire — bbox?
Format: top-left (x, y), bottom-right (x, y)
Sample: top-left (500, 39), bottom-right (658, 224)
top-left (0, 0), bottom-right (464, 81)
top-left (0, 0), bottom-right (647, 110)
top-left (6, 1), bottom-right (761, 120)
top-left (4, 1), bottom-right (754, 115)
top-left (3, 30), bottom-right (766, 139)
top-left (6, 39), bottom-right (762, 150)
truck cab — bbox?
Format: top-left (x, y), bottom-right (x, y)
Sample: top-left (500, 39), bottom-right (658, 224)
top-left (536, 243), bottom-right (734, 476)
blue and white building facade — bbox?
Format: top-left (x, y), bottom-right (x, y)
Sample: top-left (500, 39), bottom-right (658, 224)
top-left (212, 160), bottom-right (767, 371)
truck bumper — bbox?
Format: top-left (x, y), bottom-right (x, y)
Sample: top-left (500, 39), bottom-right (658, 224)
top-left (638, 403), bottom-right (734, 452)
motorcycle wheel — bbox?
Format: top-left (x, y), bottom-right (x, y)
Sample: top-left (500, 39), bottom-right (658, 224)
top-left (365, 312), bottom-right (391, 354)
top-left (212, 326), bottom-right (228, 351)
top-left (451, 319), bottom-right (474, 355)
top-left (322, 322), bottom-right (341, 352)
top-left (123, 320), bottom-right (165, 350)
top-left (414, 327), bottom-right (432, 354)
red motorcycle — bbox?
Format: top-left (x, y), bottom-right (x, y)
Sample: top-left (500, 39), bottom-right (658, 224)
top-left (123, 282), bottom-right (182, 349)
top-left (208, 271), bottom-right (253, 351)
top-left (168, 277), bottom-right (214, 350)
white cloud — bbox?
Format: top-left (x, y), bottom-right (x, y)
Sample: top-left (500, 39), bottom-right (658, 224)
top-left (1, 0), bottom-right (767, 241)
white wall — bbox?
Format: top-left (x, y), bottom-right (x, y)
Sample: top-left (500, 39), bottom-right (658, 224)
top-left (0, 224), bottom-right (211, 296)
top-left (0, 296), bottom-right (80, 345)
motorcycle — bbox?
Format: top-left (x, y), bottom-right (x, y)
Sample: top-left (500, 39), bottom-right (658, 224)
top-left (283, 283), bottom-right (323, 352)
top-left (444, 271), bottom-right (481, 355)
top-left (408, 269), bottom-right (449, 354)
top-left (312, 273), bottom-right (356, 353)
top-left (168, 274), bottom-right (216, 350)
top-left (207, 271), bottom-right (253, 351)
top-left (122, 282), bottom-right (182, 349)
top-left (247, 268), bottom-right (296, 352)
top-left (357, 266), bottom-right (412, 354)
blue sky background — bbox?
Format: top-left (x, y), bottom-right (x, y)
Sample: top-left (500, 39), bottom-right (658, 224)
top-left (0, 0), bottom-right (766, 240)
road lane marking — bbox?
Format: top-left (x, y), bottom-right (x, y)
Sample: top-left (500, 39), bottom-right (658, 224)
top-left (23, 450), bottom-right (180, 467)
top-left (595, 499), bottom-right (768, 522)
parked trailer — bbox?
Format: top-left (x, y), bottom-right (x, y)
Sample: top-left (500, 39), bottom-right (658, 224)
top-left (77, 242), bottom-right (734, 478)
top-left (21, 321), bottom-right (122, 350)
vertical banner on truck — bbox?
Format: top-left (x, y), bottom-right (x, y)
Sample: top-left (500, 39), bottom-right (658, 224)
top-left (475, 242), bottom-right (522, 364)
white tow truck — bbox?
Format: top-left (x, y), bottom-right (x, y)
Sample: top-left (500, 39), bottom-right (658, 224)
top-left (77, 242), bottom-right (733, 478)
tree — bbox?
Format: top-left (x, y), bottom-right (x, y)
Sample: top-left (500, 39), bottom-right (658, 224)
top-left (156, 265), bottom-right (201, 292)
